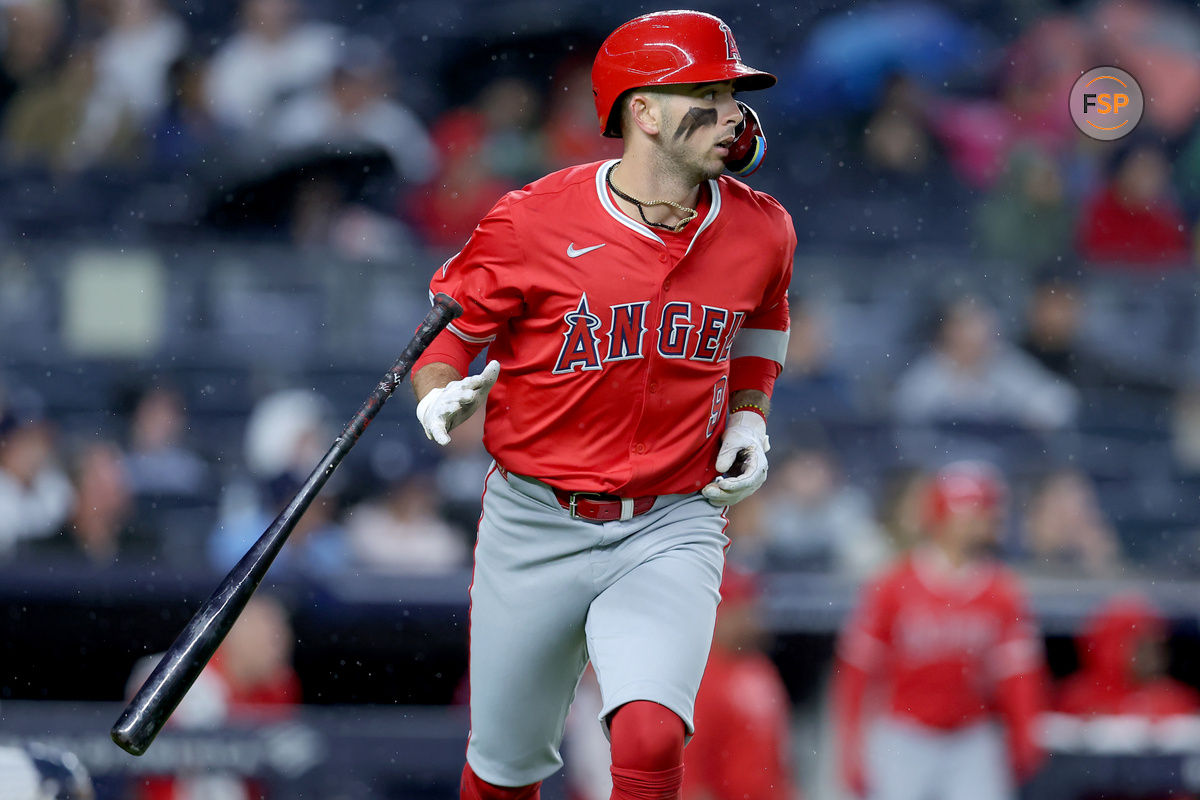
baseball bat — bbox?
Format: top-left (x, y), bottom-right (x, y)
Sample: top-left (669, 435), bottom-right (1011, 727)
top-left (111, 292), bottom-right (463, 756)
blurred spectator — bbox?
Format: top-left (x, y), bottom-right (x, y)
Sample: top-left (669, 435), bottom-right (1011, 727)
top-left (407, 108), bottom-right (513, 250)
top-left (682, 568), bottom-right (797, 800)
top-left (1017, 268), bottom-right (1089, 382)
top-left (1018, 267), bottom-right (1178, 397)
top-left (149, 53), bottom-right (222, 172)
top-left (0, 0), bottom-right (67, 119)
top-left (268, 38), bottom-right (437, 185)
top-left (543, 57), bottom-right (621, 170)
top-left (243, 388), bottom-right (331, 480)
top-left (976, 147), bottom-right (1074, 266)
top-left (24, 440), bottom-right (159, 565)
top-left (120, 384), bottom-right (211, 499)
top-left (833, 461), bottom-right (1046, 800)
top-left (75, 0), bottom-right (187, 165)
top-left (1090, 0), bottom-right (1200, 139)
top-left (0, 386), bottom-right (71, 558)
top-left (1056, 594), bottom-right (1200, 718)
top-left (757, 444), bottom-right (892, 576)
top-left (475, 75), bottom-right (547, 185)
top-left (770, 300), bottom-right (859, 422)
top-left (345, 474), bottom-right (468, 573)
top-left (209, 468), bottom-right (349, 574)
top-left (211, 593), bottom-right (301, 709)
top-left (861, 76), bottom-right (931, 178)
top-left (874, 465), bottom-right (930, 554)
top-left (2, 42), bottom-right (124, 170)
top-left (1020, 467), bottom-right (1121, 577)
top-left (205, 0), bottom-right (339, 134)
top-left (893, 294), bottom-right (1079, 430)
top-left (212, 387), bottom-right (346, 574)
top-left (1077, 139), bottom-right (1191, 269)
top-left (998, 15), bottom-right (1091, 151)
top-left (131, 594), bottom-right (299, 800)
top-left (410, 73), bottom-right (545, 246)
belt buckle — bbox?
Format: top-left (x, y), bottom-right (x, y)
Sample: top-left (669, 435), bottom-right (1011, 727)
top-left (568, 493), bottom-right (579, 519)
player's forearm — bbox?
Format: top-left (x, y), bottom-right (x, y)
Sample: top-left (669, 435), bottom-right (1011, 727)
top-left (730, 389), bottom-right (770, 418)
top-left (412, 362), bottom-right (464, 401)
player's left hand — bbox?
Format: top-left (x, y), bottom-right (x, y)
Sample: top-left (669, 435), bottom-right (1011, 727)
top-left (702, 410), bottom-right (770, 506)
top-left (416, 360), bottom-right (500, 446)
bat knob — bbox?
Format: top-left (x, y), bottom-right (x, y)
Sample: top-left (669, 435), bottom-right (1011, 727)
top-left (111, 706), bottom-right (154, 755)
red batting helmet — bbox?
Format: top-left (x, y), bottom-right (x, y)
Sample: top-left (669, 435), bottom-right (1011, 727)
top-left (925, 461), bottom-right (1007, 526)
top-left (592, 10), bottom-right (777, 138)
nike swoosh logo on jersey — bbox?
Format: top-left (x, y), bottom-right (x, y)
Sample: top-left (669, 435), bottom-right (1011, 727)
top-left (567, 243), bottom-right (606, 258)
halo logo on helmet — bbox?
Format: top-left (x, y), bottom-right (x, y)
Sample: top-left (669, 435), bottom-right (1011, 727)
top-left (719, 21), bottom-right (739, 61)
top-left (591, 10), bottom-right (776, 138)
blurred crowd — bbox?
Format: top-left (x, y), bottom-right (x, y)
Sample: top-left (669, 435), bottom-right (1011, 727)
top-left (0, 376), bottom-right (481, 575)
top-left (3, 264), bottom-right (1200, 581)
top-left (0, 0), bottom-right (1198, 264)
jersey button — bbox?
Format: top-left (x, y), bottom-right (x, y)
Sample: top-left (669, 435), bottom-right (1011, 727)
top-left (663, 279), bottom-right (672, 291)
top-left (648, 382), bottom-right (659, 393)
top-left (633, 442), bottom-right (646, 454)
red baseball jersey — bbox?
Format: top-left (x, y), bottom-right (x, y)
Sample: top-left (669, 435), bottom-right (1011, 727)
top-left (836, 549), bottom-right (1042, 730)
top-left (414, 159), bottom-right (794, 496)
top-left (683, 646), bottom-right (797, 800)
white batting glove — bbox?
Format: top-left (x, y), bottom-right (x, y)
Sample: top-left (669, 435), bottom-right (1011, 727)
top-left (701, 410), bottom-right (770, 507)
top-left (416, 360), bottom-right (500, 446)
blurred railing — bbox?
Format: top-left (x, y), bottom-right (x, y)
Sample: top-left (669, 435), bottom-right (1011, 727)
top-left (6, 562), bottom-right (1200, 707)
top-left (6, 702), bottom-right (1200, 800)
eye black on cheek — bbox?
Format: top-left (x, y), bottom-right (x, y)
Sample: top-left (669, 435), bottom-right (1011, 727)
top-left (673, 107), bottom-right (719, 140)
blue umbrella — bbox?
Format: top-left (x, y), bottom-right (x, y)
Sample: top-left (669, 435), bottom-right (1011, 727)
top-left (781, 1), bottom-right (987, 116)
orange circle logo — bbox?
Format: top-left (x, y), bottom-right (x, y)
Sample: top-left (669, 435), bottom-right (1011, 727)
top-left (1069, 66), bottom-right (1144, 141)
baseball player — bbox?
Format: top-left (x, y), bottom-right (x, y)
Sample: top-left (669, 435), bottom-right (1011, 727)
top-left (410, 10), bottom-right (794, 800)
top-left (832, 461), bottom-right (1045, 800)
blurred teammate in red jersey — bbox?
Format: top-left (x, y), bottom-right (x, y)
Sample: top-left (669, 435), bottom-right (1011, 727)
top-left (683, 568), bottom-right (798, 800)
top-left (832, 461), bottom-right (1046, 800)
top-left (1057, 594), bottom-right (1200, 719)
top-left (136, 595), bottom-right (300, 800)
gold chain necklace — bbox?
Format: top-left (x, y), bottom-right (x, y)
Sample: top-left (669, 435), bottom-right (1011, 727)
top-left (606, 162), bottom-right (698, 233)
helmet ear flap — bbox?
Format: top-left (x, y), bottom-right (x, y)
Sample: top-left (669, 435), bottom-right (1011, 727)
top-left (725, 101), bottom-right (767, 177)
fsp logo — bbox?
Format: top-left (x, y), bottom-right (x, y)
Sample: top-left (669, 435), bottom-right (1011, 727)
top-left (1070, 66), bottom-right (1143, 141)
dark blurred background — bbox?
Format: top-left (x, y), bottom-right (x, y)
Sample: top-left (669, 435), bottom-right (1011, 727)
top-left (3, 0), bottom-right (1200, 797)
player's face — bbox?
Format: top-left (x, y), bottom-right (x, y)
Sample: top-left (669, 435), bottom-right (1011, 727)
top-left (656, 81), bottom-right (743, 182)
top-left (942, 504), bottom-right (1001, 557)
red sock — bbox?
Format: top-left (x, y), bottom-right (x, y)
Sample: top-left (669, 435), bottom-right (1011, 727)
top-left (460, 763), bottom-right (541, 800)
top-left (608, 701), bottom-right (685, 800)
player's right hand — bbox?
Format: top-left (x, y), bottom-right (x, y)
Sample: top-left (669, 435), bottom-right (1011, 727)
top-left (416, 360), bottom-right (500, 445)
